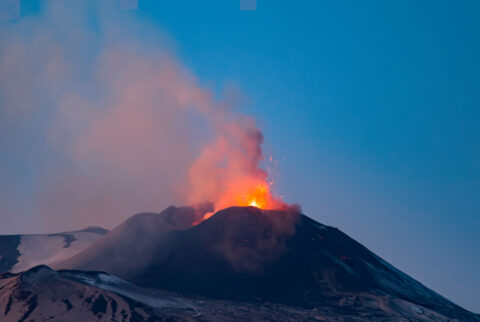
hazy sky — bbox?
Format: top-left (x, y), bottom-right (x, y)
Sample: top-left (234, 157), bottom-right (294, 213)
top-left (1, 0), bottom-right (479, 313)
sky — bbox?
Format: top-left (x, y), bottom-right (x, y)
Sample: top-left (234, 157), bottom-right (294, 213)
top-left (0, 0), bottom-right (479, 313)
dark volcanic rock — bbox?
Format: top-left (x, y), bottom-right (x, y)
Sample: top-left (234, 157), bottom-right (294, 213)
top-left (3, 265), bottom-right (468, 321)
top-left (54, 205), bottom-right (212, 278)
top-left (0, 265), bottom-right (163, 321)
top-left (54, 206), bottom-right (480, 321)
top-left (0, 235), bottom-right (21, 273)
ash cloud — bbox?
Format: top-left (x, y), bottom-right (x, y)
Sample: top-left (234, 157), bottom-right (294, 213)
top-left (0, 0), bottom-right (282, 234)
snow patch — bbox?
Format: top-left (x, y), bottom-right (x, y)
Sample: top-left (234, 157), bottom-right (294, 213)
top-left (410, 305), bottom-right (424, 314)
top-left (11, 232), bottom-right (104, 273)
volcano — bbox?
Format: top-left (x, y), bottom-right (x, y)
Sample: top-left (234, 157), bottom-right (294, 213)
top-left (47, 205), bottom-right (479, 321)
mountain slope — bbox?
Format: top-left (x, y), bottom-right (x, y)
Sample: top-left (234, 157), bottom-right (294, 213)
top-left (53, 205), bottom-right (211, 278)
top-left (0, 226), bottom-right (108, 274)
top-left (0, 265), bottom-right (164, 322)
top-left (54, 206), bottom-right (479, 321)
top-left (1, 265), bottom-right (469, 322)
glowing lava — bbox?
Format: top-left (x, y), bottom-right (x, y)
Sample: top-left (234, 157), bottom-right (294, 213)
top-left (200, 178), bottom-right (287, 221)
top-left (187, 118), bottom-right (289, 222)
top-left (249, 200), bottom-right (259, 208)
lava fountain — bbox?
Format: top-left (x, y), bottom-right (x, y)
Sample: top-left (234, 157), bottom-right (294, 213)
top-left (187, 119), bottom-right (289, 221)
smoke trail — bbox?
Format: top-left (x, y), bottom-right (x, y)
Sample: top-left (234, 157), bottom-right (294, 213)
top-left (0, 0), bottom-right (286, 233)
top-left (187, 117), bottom-right (287, 215)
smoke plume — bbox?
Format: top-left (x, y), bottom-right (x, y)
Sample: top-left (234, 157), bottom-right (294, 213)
top-left (0, 0), bottom-right (284, 233)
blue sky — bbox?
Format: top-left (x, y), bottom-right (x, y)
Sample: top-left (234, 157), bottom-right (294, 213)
top-left (139, 0), bottom-right (480, 311)
top-left (5, 0), bottom-right (480, 312)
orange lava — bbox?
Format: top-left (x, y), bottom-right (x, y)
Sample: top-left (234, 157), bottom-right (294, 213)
top-left (201, 177), bottom-right (287, 221)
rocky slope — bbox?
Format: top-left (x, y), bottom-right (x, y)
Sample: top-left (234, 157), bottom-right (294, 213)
top-left (53, 205), bottom-right (211, 278)
top-left (1, 265), bottom-right (470, 322)
top-left (0, 265), bottom-right (160, 322)
top-left (53, 206), bottom-right (480, 321)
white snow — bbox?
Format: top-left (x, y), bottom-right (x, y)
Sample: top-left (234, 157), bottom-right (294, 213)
top-left (410, 305), bottom-right (424, 314)
top-left (94, 277), bottom-right (192, 310)
top-left (98, 273), bottom-right (129, 286)
top-left (11, 231), bottom-right (104, 273)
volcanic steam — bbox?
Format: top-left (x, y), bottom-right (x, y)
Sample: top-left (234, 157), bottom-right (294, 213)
top-left (0, 0), bottom-right (290, 232)
top-left (188, 118), bottom-right (289, 220)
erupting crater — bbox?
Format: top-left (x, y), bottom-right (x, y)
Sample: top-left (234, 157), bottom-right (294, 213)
top-left (201, 178), bottom-right (289, 221)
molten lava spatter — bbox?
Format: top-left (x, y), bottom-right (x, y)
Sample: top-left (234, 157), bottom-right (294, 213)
top-left (249, 200), bottom-right (260, 207)
top-left (200, 178), bottom-right (287, 221)
top-left (187, 118), bottom-right (288, 222)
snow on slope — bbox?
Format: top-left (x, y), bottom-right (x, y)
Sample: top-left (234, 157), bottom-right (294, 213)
top-left (0, 227), bottom-right (108, 274)
top-left (0, 265), bottom-right (159, 322)
top-left (1, 265), bottom-right (467, 322)
top-left (55, 206), bottom-right (479, 321)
